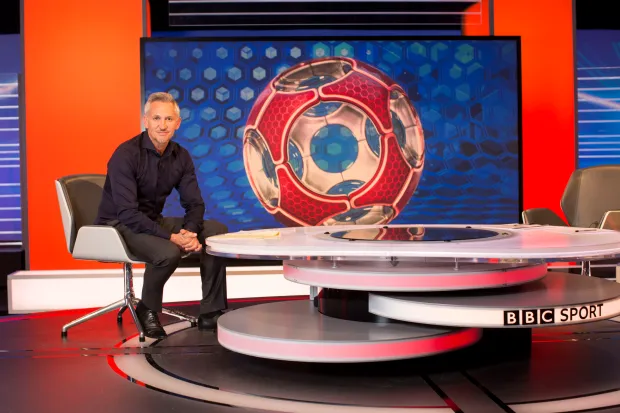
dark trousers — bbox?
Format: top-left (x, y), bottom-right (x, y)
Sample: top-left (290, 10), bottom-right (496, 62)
top-left (113, 217), bottom-right (228, 314)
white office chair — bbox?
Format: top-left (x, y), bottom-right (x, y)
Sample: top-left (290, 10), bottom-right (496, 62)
top-left (55, 174), bottom-right (196, 342)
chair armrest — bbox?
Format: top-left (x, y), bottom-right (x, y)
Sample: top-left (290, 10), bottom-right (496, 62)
top-left (598, 210), bottom-right (620, 230)
top-left (522, 208), bottom-right (568, 226)
top-left (72, 225), bottom-right (141, 263)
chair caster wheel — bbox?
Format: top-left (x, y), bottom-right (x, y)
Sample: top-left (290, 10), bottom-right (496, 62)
top-left (116, 316), bottom-right (123, 324)
top-left (190, 321), bottom-right (198, 328)
top-left (61, 331), bottom-right (67, 338)
top-left (139, 335), bottom-right (145, 343)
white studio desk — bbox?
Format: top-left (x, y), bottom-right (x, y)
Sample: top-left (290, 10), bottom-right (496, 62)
top-left (206, 223), bottom-right (620, 363)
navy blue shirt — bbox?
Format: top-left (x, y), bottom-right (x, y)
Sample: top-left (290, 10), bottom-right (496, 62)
top-left (95, 131), bottom-right (205, 239)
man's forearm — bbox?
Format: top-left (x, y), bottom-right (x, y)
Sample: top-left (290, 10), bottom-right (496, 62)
top-left (118, 209), bottom-right (171, 239)
top-left (182, 205), bottom-right (205, 233)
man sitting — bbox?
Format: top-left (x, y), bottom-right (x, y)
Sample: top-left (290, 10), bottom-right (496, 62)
top-left (95, 92), bottom-right (228, 339)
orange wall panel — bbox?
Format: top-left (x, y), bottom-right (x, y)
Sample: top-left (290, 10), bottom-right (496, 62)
top-left (24, 0), bottom-right (144, 269)
top-left (493, 0), bottom-right (576, 218)
top-left (465, 0), bottom-right (575, 220)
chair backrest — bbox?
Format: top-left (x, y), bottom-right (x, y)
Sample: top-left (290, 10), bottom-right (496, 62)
top-left (561, 165), bottom-right (620, 228)
top-left (55, 174), bottom-right (106, 253)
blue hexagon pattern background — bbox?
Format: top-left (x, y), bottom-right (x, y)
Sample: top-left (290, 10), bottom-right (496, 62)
top-left (142, 38), bottom-right (520, 232)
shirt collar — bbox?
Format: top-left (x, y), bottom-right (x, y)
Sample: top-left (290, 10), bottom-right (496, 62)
top-left (141, 130), bottom-right (178, 157)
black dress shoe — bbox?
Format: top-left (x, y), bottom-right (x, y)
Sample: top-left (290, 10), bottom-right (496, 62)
top-left (137, 308), bottom-right (167, 339)
top-left (198, 310), bottom-right (223, 331)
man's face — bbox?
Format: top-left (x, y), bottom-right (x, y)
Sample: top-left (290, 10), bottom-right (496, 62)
top-left (143, 101), bottom-right (181, 147)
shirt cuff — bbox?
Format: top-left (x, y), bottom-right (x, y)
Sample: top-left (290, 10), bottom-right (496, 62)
top-left (183, 222), bottom-right (200, 234)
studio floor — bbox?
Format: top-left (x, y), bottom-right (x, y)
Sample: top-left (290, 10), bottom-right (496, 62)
top-left (2, 297), bottom-right (620, 413)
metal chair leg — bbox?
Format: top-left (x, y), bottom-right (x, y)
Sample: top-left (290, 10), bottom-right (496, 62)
top-left (117, 305), bottom-right (128, 324)
top-left (60, 262), bottom-right (194, 342)
top-left (162, 307), bottom-right (197, 327)
top-left (123, 263), bottom-right (145, 342)
top-left (61, 299), bottom-right (125, 337)
top-left (61, 262), bottom-right (146, 342)
top-left (126, 302), bottom-right (145, 342)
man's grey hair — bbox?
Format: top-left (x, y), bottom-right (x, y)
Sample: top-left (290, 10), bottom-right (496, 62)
top-left (144, 92), bottom-right (180, 117)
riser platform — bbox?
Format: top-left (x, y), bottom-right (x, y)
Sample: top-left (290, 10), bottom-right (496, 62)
top-left (7, 266), bottom-right (306, 313)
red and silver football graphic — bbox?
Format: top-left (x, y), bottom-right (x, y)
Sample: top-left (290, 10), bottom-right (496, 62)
top-left (243, 57), bottom-right (425, 227)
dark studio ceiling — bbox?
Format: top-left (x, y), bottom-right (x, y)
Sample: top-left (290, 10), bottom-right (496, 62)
top-left (0, 2), bottom-right (615, 40)
top-left (575, 0), bottom-right (620, 29)
top-left (148, 0), bottom-right (481, 32)
top-left (147, 0), bottom-right (618, 33)
top-left (0, 0), bottom-right (19, 35)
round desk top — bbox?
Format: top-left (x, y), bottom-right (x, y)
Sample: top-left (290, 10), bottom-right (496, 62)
top-left (205, 224), bottom-right (620, 263)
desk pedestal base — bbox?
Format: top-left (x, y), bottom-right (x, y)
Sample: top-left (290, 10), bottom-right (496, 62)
top-left (217, 300), bottom-right (481, 363)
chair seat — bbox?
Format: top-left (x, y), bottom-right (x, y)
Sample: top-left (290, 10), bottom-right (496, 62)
top-left (72, 225), bottom-right (143, 263)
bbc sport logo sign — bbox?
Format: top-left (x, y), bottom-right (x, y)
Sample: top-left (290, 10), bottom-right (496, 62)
top-left (504, 308), bottom-right (555, 325)
top-left (504, 304), bottom-right (604, 326)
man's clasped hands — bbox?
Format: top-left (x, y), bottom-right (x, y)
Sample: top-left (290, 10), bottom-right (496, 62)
top-left (170, 229), bottom-right (203, 253)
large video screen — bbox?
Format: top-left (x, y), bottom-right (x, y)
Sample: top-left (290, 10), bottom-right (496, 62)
top-left (0, 73), bottom-right (21, 243)
top-left (575, 30), bottom-right (620, 169)
top-left (142, 36), bottom-right (521, 232)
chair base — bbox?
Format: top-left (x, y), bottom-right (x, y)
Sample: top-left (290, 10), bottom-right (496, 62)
top-left (60, 262), bottom-right (197, 342)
